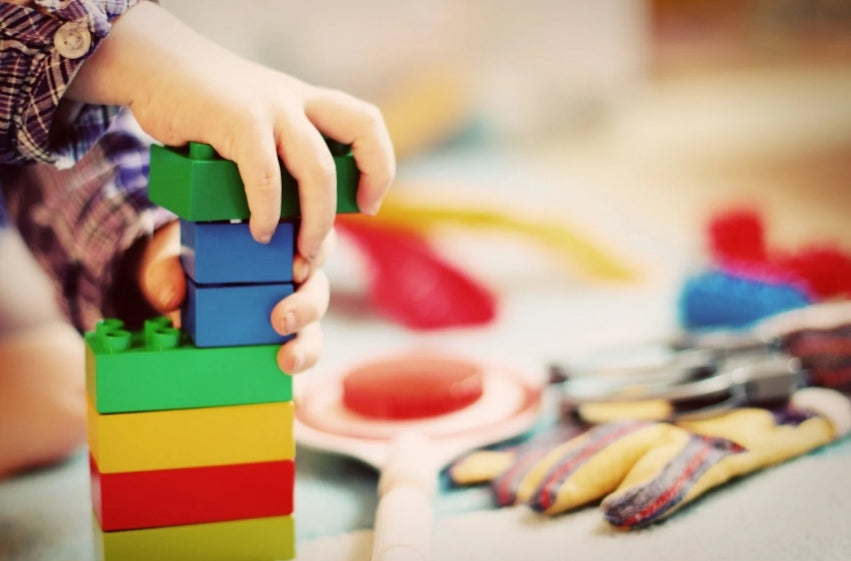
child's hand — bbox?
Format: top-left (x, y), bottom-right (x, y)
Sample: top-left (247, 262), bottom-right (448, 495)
top-left (137, 221), bottom-right (335, 374)
top-left (68, 1), bottom-right (395, 266)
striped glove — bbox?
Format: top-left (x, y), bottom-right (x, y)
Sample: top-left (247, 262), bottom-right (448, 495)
top-left (449, 388), bottom-right (851, 528)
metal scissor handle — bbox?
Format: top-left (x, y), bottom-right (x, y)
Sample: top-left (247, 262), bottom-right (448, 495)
top-left (560, 351), bottom-right (804, 418)
top-left (550, 301), bottom-right (851, 419)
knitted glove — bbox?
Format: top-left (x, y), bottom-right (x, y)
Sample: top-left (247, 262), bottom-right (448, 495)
top-left (449, 388), bottom-right (850, 528)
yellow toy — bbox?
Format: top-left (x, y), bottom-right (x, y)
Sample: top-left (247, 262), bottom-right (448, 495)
top-left (450, 387), bottom-right (850, 527)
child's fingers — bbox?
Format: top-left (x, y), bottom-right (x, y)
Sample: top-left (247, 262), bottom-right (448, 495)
top-left (270, 269), bottom-right (330, 338)
top-left (293, 228), bottom-right (337, 284)
top-left (142, 255), bottom-right (185, 315)
top-left (276, 322), bottom-right (324, 375)
top-left (137, 221), bottom-right (185, 314)
top-left (274, 111), bottom-right (337, 261)
top-left (231, 124), bottom-right (283, 245)
top-left (304, 88), bottom-right (396, 216)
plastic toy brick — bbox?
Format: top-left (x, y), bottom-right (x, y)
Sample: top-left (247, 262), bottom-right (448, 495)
top-left (87, 397), bottom-right (294, 473)
top-left (180, 219), bottom-right (295, 284)
top-left (182, 278), bottom-right (294, 348)
top-left (84, 318), bottom-right (291, 414)
top-left (148, 139), bottom-right (360, 221)
top-left (91, 455), bottom-right (294, 531)
top-left (93, 514), bottom-right (295, 561)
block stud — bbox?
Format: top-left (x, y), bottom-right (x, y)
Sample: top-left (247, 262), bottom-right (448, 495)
top-left (102, 330), bottom-right (132, 353)
top-left (188, 142), bottom-right (218, 160)
top-left (96, 318), bottom-right (125, 337)
top-left (148, 328), bottom-right (181, 351)
top-left (144, 317), bottom-right (174, 347)
top-left (95, 319), bottom-right (131, 352)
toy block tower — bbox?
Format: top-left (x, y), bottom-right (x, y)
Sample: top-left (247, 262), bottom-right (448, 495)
top-left (86, 139), bottom-right (359, 560)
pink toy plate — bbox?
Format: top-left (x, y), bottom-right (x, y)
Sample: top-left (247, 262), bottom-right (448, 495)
top-left (294, 353), bottom-right (543, 561)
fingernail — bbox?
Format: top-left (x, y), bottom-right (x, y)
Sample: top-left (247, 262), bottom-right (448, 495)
top-left (281, 312), bottom-right (296, 335)
top-left (160, 286), bottom-right (176, 309)
top-left (294, 260), bottom-right (310, 284)
top-left (293, 351), bottom-right (304, 372)
top-left (291, 351), bottom-right (305, 372)
top-left (359, 201), bottom-right (381, 216)
top-left (256, 232), bottom-right (272, 244)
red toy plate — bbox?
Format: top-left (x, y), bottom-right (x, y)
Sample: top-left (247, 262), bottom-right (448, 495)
top-left (341, 352), bottom-right (484, 420)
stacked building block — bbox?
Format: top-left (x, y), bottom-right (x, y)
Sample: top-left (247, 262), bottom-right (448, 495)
top-left (86, 139), bottom-right (359, 560)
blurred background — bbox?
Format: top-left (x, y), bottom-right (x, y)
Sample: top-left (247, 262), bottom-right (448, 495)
top-left (158, 0), bottom-right (851, 358)
top-left (163, 0), bottom-right (851, 256)
top-left (159, 3), bottom-right (851, 544)
top-left (1, 4), bottom-right (850, 555)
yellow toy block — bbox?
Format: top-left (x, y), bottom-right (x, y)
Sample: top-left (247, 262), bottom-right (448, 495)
top-left (93, 514), bottom-right (294, 561)
top-left (87, 398), bottom-right (294, 473)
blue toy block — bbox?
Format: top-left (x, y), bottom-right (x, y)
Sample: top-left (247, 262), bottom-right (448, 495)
top-left (183, 278), bottom-right (294, 348)
top-left (181, 219), bottom-right (295, 285)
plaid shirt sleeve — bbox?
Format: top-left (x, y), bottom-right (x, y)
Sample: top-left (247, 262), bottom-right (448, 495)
top-left (0, 0), bottom-right (174, 331)
top-left (0, 0), bottom-right (145, 167)
top-left (1, 110), bottom-right (174, 331)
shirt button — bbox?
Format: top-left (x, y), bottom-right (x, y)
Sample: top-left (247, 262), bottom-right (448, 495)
top-left (54, 21), bottom-right (92, 59)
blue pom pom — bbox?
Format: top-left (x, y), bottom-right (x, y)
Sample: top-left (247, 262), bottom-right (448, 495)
top-left (679, 270), bottom-right (811, 330)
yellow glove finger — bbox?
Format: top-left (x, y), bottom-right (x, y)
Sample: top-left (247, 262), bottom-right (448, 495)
top-left (601, 388), bottom-right (850, 528)
top-left (601, 428), bottom-right (746, 528)
top-left (449, 450), bottom-right (516, 486)
top-left (448, 422), bottom-right (585, 499)
top-left (525, 421), bottom-right (674, 515)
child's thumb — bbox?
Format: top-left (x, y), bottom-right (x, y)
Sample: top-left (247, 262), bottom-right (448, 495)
top-left (142, 255), bottom-right (186, 313)
top-left (137, 221), bottom-right (185, 314)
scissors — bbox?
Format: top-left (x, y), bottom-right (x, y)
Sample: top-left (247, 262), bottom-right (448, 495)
top-left (553, 301), bottom-right (851, 420)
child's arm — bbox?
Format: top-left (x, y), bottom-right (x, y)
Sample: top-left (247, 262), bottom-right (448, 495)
top-left (1, 1), bottom-right (394, 374)
top-left (1, 0), bottom-right (178, 329)
top-left (0, 0), bottom-right (141, 166)
top-left (65, 1), bottom-right (395, 262)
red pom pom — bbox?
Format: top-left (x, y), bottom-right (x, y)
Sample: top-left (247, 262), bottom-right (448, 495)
top-left (773, 245), bottom-right (851, 300)
top-left (707, 208), bottom-right (767, 265)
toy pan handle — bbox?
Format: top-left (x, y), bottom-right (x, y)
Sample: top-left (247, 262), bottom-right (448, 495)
top-left (371, 433), bottom-right (437, 561)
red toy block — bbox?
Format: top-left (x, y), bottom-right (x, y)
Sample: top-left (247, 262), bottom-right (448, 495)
top-left (91, 455), bottom-right (294, 531)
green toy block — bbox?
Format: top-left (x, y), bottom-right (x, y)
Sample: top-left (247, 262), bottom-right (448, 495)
top-left (93, 514), bottom-right (294, 561)
top-left (85, 317), bottom-right (291, 414)
top-left (148, 139), bottom-right (360, 221)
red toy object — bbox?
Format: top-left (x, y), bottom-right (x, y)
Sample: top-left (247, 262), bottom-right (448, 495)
top-left (337, 218), bottom-right (497, 330)
top-left (91, 456), bottom-right (294, 531)
top-left (295, 354), bottom-right (543, 561)
top-left (774, 245), bottom-right (851, 300)
top-left (708, 207), bottom-right (767, 265)
top-left (707, 208), bottom-right (851, 300)
top-left (341, 353), bottom-right (485, 419)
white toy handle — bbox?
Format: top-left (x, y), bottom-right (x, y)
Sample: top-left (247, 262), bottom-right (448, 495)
top-left (370, 433), bottom-right (437, 561)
